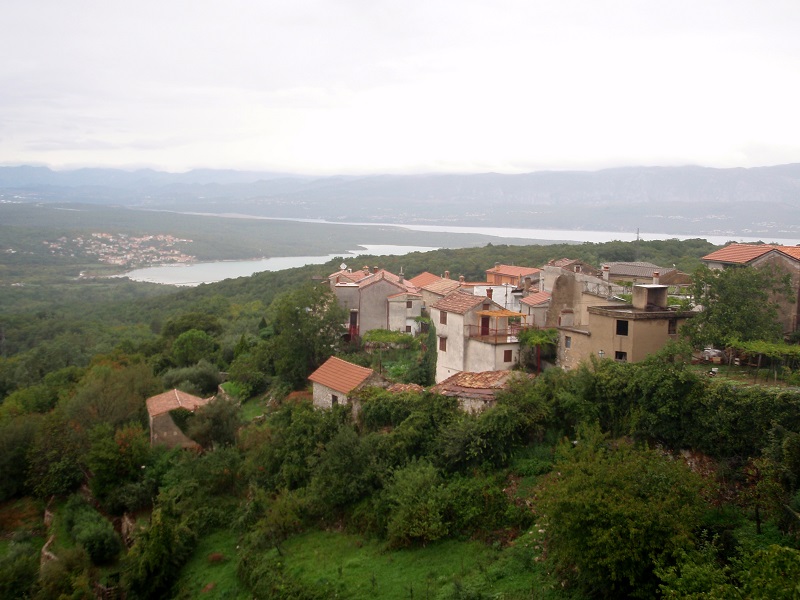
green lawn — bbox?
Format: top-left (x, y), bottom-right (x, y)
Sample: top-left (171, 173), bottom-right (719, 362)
top-left (277, 529), bottom-right (560, 599)
top-left (172, 528), bottom-right (250, 600)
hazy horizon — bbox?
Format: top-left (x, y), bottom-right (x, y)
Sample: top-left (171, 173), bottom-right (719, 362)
top-left (3, 2), bottom-right (800, 175)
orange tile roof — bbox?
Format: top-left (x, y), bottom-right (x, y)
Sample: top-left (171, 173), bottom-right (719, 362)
top-left (308, 356), bottom-right (375, 395)
top-left (408, 271), bottom-right (442, 287)
top-left (431, 290), bottom-right (486, 314)
top-left (701, 244), bottom-right (776, 264)
top-left (485, 264), bottom-right (541, 277)
top-left (520, 291), bottom-right (551, 306)
top-left (701, 243), bottom-right (800, 264)
top-left (146, 389), bottom-right (211, 417)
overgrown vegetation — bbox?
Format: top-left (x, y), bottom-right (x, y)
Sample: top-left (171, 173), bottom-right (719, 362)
top-left (3, 237), bottom-right (800, 599)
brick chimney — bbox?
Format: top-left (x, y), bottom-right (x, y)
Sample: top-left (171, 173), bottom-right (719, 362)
top-left (487, 288), bottom-right (493, 299)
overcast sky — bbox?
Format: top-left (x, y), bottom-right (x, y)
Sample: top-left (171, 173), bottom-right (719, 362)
top-left (2, 1), bottom-right (800, 174)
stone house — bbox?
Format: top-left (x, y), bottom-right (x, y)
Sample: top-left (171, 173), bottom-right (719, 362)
top-left (430, 289), bottom-right (527, 383)
top-left (328, 266), bottom-right (420, 338)
top-left (701, 243), bottom-right (800, 335)
top-left (308, 356), bottom-right (385, 410)
top-left (543, 265), bottom-right (626, 328)
top-left (431, 370), bottom-right (517, 412)
top-left (146, 389), bottom-right (212, 449)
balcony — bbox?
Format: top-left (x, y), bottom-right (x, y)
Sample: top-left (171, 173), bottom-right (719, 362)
top-left (466, 323), bottom-right (531, 344)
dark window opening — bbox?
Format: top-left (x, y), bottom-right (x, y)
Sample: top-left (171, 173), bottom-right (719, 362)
top-left (439, 337), bottom-right (447, 352)
top-left (440, 311), bottom-right (448, 325)
top-left (616, 319), bottom-right (629, 336)
top-left (615, 351), bottom-right (627, 362)
top-left (504, 349), bottom-right (513, 362)
top-left (668, 318), bottom-right (677, 335)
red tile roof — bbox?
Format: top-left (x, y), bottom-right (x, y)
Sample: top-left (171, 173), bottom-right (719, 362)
top-left (308, 356), bottom-right (375, 395)
top-left (486, 264), bottom-right (541, 277)
top-left (146, 389), bottom-right (211, 417)
top-left (408, 271), bottom-right (442, 287)
top-left (702, 243), bottom-right (800, 264)
top-left (520, 291), bottom-right (551, 306)
top-left (431, 290), bottom-right (486, 314)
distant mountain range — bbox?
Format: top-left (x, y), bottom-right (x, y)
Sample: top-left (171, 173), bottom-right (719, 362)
top-left (2, 164), bottom-right (799, 240)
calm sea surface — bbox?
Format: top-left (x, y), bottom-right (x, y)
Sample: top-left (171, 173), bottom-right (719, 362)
top-left (120, 221), bottom-right (799, 287)
top-left (120, 244), bottom-right (440, 286)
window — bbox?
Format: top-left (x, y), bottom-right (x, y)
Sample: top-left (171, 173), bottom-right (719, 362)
top-left (668, 318), bottom-right (677, 335)
top-left (615, 351), bottom-right (627, 362)
top-left (616, 319), bottom-right (629, 336)
top-left (565, 335), bottom-right (572, 349)
top-left (440, 310), bottom-right (448, 325)
top-left (405, 325), bottom-right (412, 333)
top-left (504, 349), bottom-right (513, 362)
top-left (331, 395), bottom-right (339, 406)
top-left (439, 337), bottom-right (447, 352)
top-left (406, 300), bottom-right (413, 309)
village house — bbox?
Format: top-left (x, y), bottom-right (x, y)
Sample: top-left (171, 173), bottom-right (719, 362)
top-left (308, 356), bottom-right (385, 410)
top-left (418, 273), bottom-right (462, 311)
top-left (701, 243), bottom-right (800, 334)
top-left (146, 389), bottom-right (212, 449)
top-left (519, 290), bottom-right (551, 328)
top-left (327, 265), bottom-right (421, 338)
top-left (543, 264), bottom-right (626, 328)
top-left (557, 283), bottom-right (694, 369)
top-left (485, 263), bottom-right (541, 287)
top-left (430, 289), bottom-right (527, 383)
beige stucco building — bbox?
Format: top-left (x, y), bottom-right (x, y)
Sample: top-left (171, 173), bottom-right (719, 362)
top-left (557, 284), bottom-right (693, 369)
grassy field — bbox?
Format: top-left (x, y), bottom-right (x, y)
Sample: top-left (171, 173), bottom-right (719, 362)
top-left (173, 528), bottom-right (250, 600)
top-left (270, 529), bottom-right (561, 600)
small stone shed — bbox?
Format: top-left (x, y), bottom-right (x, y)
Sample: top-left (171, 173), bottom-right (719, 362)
top-left (146, 389), bottom-right (211, 448)
top-left (308, 356), bottom-right (384, 409)
top-left (431, 370), bottom-right (517, 413)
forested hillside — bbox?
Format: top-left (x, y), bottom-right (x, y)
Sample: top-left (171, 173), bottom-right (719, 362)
top-left (2, 238), bottom-right (799, 599)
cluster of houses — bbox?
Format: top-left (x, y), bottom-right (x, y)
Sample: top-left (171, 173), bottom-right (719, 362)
top-left (147, 243), bottom-right (800, 447)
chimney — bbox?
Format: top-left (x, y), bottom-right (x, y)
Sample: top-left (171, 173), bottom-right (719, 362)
top-left (539, 276), bottom-right (545, 292)
top-left (602, 265), bottom-right (610, 281)
top-left (444, 270), bottom-right (450, 279)
top-left (373, 266), bottom-right (379, 274)
top-left (399, 267), bottom-right (404, 284)
top-left (652, 271), bottom-right (660, 285)
top-left (494, 262), bottom-right (500, 268)
top-left (523, 277), bottom-right (531, 292)
top-left (487, 288), bottom-right (493, 299)
top-left (459, 275), bottom-right (465, 283)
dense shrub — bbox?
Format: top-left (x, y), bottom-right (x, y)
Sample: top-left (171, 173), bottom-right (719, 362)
top-left (62, 495), bottom-right (121, 565)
